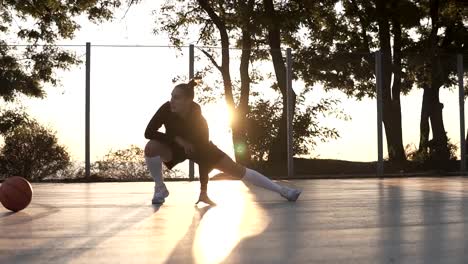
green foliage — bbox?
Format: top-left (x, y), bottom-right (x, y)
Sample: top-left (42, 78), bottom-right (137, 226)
top-left (405, 0), bottom-right (467, 89)
top-left (0, 107), bottom-right (29, 134)
top-left (0, 109), bottom-right (70, 181)
top-left (156, 0), bottom-right (206, 48)
top-left (246, 97), bottom-right (343, 162)
top-left (0, 0), bottom-right (135, 102)
top-left (94, 145), bottom-right (147, 180)
top-left (89, 145), bottom-right (182, 180)
top-left (293, 0), bottom-right (467, 98)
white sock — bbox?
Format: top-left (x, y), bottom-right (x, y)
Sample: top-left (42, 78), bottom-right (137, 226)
top-left (242, 168), bottom-right (282, 193)
top-left (145, 156), bottom-right (163, 187)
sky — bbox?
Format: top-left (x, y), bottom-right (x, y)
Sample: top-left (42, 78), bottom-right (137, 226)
top-left (3, 0), bottom-right (466, 175)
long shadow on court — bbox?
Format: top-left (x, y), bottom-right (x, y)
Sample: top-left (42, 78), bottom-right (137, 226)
top-left (223, 178), bottom-right (468, 263)
top-left (378, 179), bottom-right (468, 264)
top-left (0, 196), bottom-right (160, 263)
top-left (223, 181), bottom-right (302, 264)
top-left (6, 179), bottom-right (466, 263)
top-left (0, 202), bottom-right (61, 226)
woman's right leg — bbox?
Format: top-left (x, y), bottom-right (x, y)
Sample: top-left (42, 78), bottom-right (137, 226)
top-left (144, 140), bottom-right (173, 204)
top-left (144, 139), bottom-right (173, 185)
top-left (144, 139), bottom-right (173, 160)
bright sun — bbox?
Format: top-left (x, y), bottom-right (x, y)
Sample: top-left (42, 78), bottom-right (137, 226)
top-left (202, 102), bottom-right (233, 126)
top-left (201, 102), bottom-right (235, 158)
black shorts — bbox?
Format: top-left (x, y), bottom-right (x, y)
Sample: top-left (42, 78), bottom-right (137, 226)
top-left (154, 135), bottom-right (226, 172)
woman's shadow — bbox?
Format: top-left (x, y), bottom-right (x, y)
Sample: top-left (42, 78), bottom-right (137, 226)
top-left (164, 204), bottom-right (214, 264)
top-left (164, 181), bottom-right (300, 264)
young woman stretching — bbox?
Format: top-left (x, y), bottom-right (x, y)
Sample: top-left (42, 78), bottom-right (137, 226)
top-left (144, 79), bottom-right (301, 205)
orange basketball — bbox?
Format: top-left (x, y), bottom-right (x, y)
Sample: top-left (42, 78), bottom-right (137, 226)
top-left (0, 176), bottom-right (33, 212)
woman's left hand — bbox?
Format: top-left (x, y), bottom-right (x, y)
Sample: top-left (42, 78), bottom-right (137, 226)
top-left (196, 191), bottom-right (217, 206)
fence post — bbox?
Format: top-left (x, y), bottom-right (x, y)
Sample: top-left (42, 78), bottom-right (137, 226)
top-left (286, 48), bottom-right (294, 179)
top-left (189, 44), bottom-right (195, 181)
top-left (375, 51), bottom-right (384, 177)
top-left (85, 42), bottom-right (91, 178)
top-left (458, 54), bottom-right (466, 175)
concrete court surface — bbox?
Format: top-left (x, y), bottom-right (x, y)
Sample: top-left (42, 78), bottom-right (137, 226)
top-left (1, 177), bottom-right (468, 264)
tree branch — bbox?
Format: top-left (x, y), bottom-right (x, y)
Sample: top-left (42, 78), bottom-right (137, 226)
top-left (197, 0), bottom-right (234, 107)
top-left (197, 47), bottom-right (222, 72)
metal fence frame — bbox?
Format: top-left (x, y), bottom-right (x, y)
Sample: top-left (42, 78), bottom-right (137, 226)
top-left (79, 44), bottom-right (466, 178)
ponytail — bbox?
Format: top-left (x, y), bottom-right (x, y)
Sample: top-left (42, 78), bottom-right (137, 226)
top-left (187, 77), bottom-right (201, 89)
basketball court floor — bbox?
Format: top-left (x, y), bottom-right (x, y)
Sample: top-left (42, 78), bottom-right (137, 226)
top-left (1, 177), bottom-right (468, 263)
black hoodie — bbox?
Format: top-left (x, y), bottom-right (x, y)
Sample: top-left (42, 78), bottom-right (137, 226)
top-left (144, 101), bottom-right (209, 146)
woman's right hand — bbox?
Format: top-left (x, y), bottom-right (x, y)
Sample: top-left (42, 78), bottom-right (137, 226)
top-left (175, 137), bottom-right (195, 156)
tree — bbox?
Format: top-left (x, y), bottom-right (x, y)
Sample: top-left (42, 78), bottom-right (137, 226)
top-left (0, 0), bottom-right (136, 102)
top-left (295, 0), bottom-right (467, 165)
top-left (196, 0), bottom-right (256, 165)
top-left (295, 0), bottom-right (426, 162)
top-left (0, 109), bottom-right (70, 181)
top-left (156, 0), bottom-right (346, 169)
top-left (156, 0), bottom-right (262, 165)
top-left (259, 0), bottom-right (300, 164)
top-left (407, 0), bottom-right (467, 164)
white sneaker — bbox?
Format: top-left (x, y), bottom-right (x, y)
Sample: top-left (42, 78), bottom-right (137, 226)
top-left (280, 186), bottom-right (301, 201)
top-left (152, 184), bottom-right (169, 204)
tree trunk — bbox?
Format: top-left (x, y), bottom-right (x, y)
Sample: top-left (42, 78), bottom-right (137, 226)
top-left (263, 0), bottom-right (297, 166)
top-left (428, 78), bottom-right (450, 162)
top-left (465, 130), bottom-right (468, 159)
top-left (419, 86), bottom-right (431, 152)
top-left (429, 97), bottom-right (449, 161)
top-left (419, 84), bottom-right (449, 163)
top-left (390, 12), bottom-right (406, 161)
top-left (231, 0), bottom-right (255, 165)
top-left (198, 0), bottom-right (253, 165)
top-left (428, 0), bottom-right (450, 163)
top-left (376, 0), bottom-right (406, 161)
top-left (418, 0), bottom-right (450, 166)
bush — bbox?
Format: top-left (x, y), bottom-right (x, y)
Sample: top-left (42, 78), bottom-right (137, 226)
top-left (90, 145), bottom-right (183, 180)
top-left (245, 97), bottom-right (342, 162)
top-left (406, 138), bottom-right (458, 163)
top-left (0, 110), bottom-right (70, 181)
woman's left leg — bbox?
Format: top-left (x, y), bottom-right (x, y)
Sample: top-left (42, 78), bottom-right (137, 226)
top-left (212, 155), bottom-right (246, 179)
